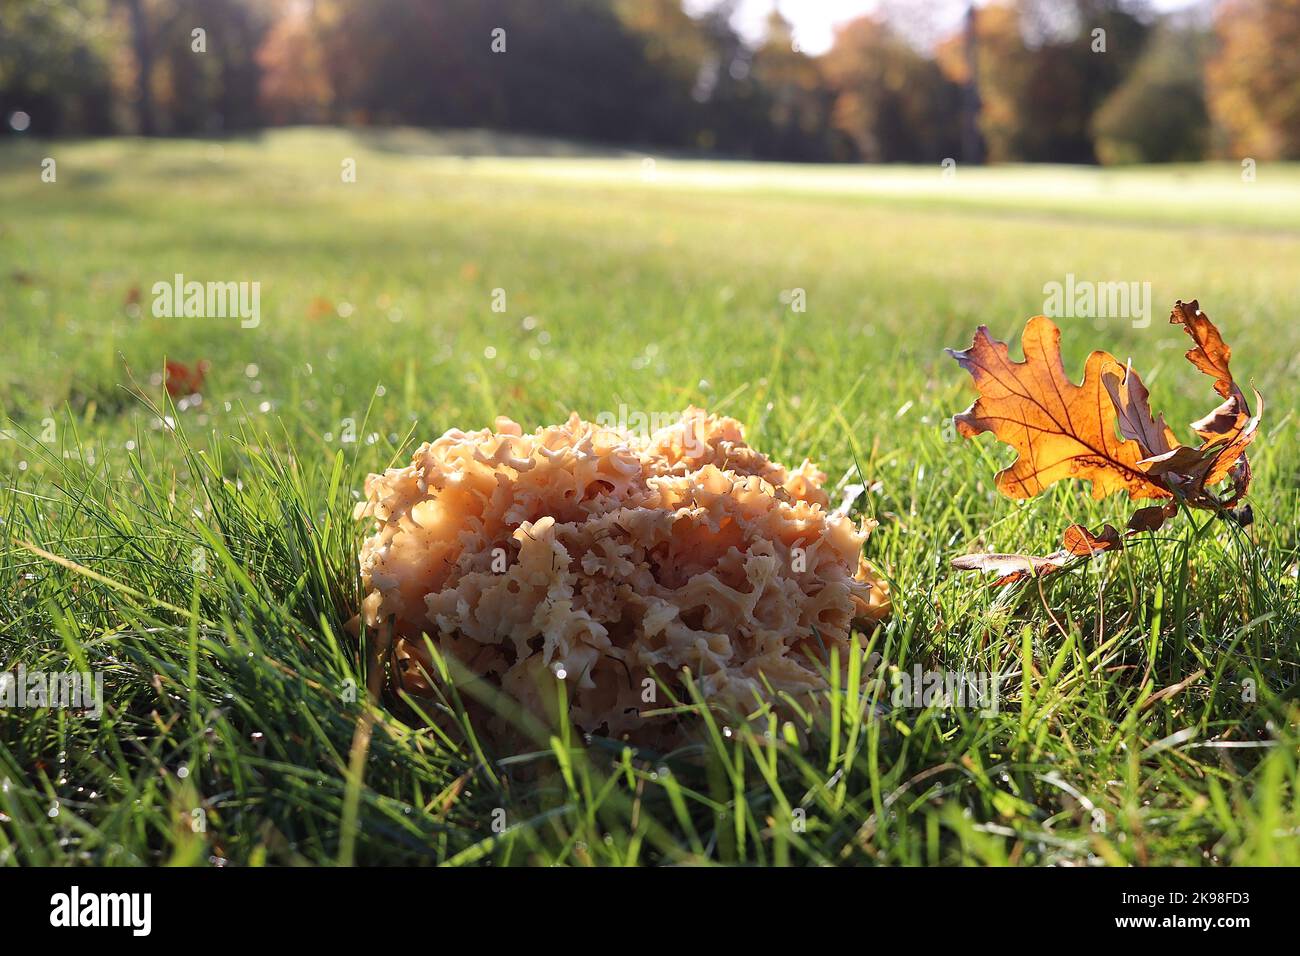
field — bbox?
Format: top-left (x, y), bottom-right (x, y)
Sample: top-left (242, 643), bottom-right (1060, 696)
top-left (0, 128), bottom-right (1297, 866)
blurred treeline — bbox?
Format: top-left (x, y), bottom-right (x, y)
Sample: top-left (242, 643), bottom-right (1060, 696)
top-left (3, 0), bottom-right (1298, 163)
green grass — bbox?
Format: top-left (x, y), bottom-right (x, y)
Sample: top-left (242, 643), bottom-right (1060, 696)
top-left (0, 128), bottom-right (1297, 866)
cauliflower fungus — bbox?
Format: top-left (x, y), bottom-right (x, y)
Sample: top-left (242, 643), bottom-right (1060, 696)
top-left (354, 408), bottom-right (889, 741)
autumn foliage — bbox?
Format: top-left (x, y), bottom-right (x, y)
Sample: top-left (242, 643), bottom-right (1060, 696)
top-left (948, 301), bottom-right (1260, 585)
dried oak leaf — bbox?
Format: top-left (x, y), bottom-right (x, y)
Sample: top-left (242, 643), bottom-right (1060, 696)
top-left (1127, 502), bottom-right (1178, 533)
top-left (1105, 302), bottom-right (1260, 505)
top-left (947, 301), bottom-right (1264, 587)
top-left (955, 520), bottom-right (1124, 587)
top-left (953, 500), bottom-right (1185, 587)
top-left (1100, 360), bottom-right (1182, 464)
top-left (1062, 522), bottom-right (1123, 556)
top-left (165, 359), bottom-right (210, 398)
top-left (946, 315), bottom-right (1170, 501)
top-left (950, 551), bottom-right (1071, 587)
top-left (1175, 299), bottom-right (1261, 506)
top-left (1171, 299), bottom-right (1238, 401)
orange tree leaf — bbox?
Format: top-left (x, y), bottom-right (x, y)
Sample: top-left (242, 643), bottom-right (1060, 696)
top-left (1128, 502), bottom-right (1177, 533)
top-left (946, 315), bottom-right (1170, 501)
top-left (1101, 360), bottom-right (1181, 460)
top-left (1062, 523), bottom-right (1123, 556)
top-left (1167, 301), bottom-right (1260, 499)
top-left (1170, 299), bottom-right (1240, 402)
top-left (1200, 388), bottom-right (1263, 487)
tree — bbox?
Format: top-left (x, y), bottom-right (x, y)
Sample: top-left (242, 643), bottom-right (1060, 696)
top-left (938, 0), bottom-right (1149, 163)
top-left (824, 15), bottom-right (962, 163)
top-left (748, 11), bottom-right (840, 160)
top-left (120, 0), bottom-right (155, 134)
top-left (0, 0), bottom-right (118, 135)
top-left (1207, 0), bottom-right (1300, 160)
top-left (937, 2), bottom-right (1030, 162)
top-left (256, 5), bottom-right (333, 126)
top-left (613, 0), bottom-right (711, 148)
top-left (1092, 20), bottom-right (1209, 164)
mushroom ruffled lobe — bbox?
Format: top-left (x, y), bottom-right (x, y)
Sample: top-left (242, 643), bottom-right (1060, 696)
top-left (355, 408), bottom-right (889, 741)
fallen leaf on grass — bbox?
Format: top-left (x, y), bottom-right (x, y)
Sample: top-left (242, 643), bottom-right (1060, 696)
top-left (1062, 523), bottom-right (1123, 556)
top-left (165, 359), bottom-right (210, 398)
top-left (1171, 299), bottom-right (1237, 401)
top-left (948, 301), bottom-right (1260, 585)
top-left (1127, 502), bottom-right (1178, 533)
top-left (955, 502), bottom-right (1181, 587)
top-left (307, 296), bottom-right (334, 320)
top-left (951, 551), bottom-right (1071, 583)
top-left (946, 316), bottom-right (1169, 501)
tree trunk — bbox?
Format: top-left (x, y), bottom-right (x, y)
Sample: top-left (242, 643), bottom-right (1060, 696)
top-left (961, 3), bottom-right (984, 165)
top-left (123, 0), bottom-right (155, 135)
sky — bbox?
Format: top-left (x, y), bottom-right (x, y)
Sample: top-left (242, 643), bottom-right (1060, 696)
top-left (684, 0), bottom-right (1203, 55)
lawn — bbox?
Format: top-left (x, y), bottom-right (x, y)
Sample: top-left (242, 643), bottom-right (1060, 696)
top-left (0, 128), bottom-right (1297, 865)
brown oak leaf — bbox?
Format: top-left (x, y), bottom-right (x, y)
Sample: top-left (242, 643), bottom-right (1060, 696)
top-left (947, 315), bottom-right (1170, 501)
top-left (1127, 502), bottom-right (1177, 533)
top-left (951, 551), bottom-right (1071, 587)
top-left (1171, 299), bottom-right (1239, 402)
top-left (949, 300), bottom-right (1261, 587)
top-left (1171, 300), bottom-right (1258, 487)
top-left (957, 518), bottom-right (1127, 586)
top-left (1062, 523), bottom-right (1123, 556)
